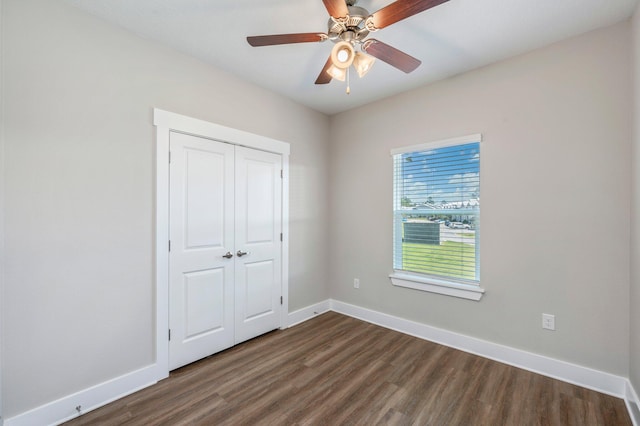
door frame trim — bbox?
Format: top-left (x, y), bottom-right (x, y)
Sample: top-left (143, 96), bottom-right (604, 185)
top-left (153, 108), bottom-right (290, 377)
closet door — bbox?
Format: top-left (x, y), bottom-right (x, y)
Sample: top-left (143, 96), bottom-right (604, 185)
top-left (234, 147), bottom-right (283, 344)
top-left (168, 134), bottom-right (283, 370)
top-left (169, 132), bottom-right (235, 370)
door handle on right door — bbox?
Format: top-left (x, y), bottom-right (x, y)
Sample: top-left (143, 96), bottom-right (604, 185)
top-left (222, 252), bottom-right (233, 259)
top-left (236, 250), bottom-right (248, 257)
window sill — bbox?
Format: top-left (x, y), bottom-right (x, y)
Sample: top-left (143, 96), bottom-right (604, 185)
top-left (389, 272), bottom-right (485, 301)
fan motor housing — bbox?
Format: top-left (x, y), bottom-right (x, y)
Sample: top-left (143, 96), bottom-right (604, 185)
top-left (327, 5), bottom-right (370, 43)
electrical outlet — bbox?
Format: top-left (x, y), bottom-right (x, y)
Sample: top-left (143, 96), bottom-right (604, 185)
top-left (542, 313), bottom-right (555, 331)
top-left (354, 278), bottom-right (360, 289)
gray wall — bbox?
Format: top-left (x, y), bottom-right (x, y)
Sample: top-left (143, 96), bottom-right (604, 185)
top-left (1, 0), bottom-right (329, 418)
top-left (632, 4), bottom-right (640, 396)
top-left (328, 22), bottom-right (631, 375)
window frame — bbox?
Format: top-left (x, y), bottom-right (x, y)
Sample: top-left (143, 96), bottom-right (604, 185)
top-left (389, 134), bottom-right (485, 301)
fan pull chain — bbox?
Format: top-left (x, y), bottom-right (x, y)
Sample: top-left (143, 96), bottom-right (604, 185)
top-left (346, 68), bottom-right (351, 95)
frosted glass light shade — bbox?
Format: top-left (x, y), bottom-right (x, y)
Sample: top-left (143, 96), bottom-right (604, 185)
top-left (330, 41), bottom-right (355, 69)
top-left (327, 64), bottom-right (346, 81)
top-left (353, 52), bottom-right (375, 78)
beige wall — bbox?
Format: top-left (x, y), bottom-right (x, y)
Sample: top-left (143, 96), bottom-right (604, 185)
top-left (631, 5), bottom-right (640, 395)
top-left (1, 0), bottom-right (329, 418)
top-left (329, 22), bottom-right (631, 375)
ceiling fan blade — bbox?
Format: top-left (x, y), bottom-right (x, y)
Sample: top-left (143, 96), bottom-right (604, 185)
top-left (247, 33), bottom-right (327, 47)
top-left (369, 0), bottom-right (449, 30)
top-left (322, 0), bottom-right (349, 18)
top-left (363, 39), bottom-right (421, 73)
top-left (315, 55), bottom-right (333, 84)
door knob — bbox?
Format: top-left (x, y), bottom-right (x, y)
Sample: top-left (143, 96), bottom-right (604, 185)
top-left (222, 252), bottom-right (233, 259)
top-left (237, 250), bottom-right (248, 257)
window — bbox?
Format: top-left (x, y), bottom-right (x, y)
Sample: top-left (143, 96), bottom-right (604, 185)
top-left (390, 135), bottom-right (485, 301)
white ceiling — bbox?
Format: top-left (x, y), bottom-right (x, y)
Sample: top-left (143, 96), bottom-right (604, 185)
top-left (63, 0), bottom-right (638, 115)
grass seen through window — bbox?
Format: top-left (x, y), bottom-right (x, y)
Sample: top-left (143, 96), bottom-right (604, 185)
top-left (402, 240), bottom-right (476, 280)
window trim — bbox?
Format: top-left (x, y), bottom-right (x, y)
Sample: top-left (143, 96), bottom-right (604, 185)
top-left (390, 134), bottom-right (482, 156)
top-left (389, 272), bottom-right (485, 301)
top-left (390, 133), bottom-right (485, 301)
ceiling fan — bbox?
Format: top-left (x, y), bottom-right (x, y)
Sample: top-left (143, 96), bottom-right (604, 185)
top-left (247, 0), bottom-right (449, 92)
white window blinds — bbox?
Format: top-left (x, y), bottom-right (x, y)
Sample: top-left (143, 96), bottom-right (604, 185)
top-left (393, 137), bottom-right (480, 284)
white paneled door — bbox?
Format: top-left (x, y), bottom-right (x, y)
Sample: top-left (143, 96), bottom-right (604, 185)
top-left (169, 132), bottom-right (282, 370)
top-left (234, 147), bottom-right (282, 344)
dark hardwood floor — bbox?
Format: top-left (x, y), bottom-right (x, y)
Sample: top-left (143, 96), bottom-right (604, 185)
top-left (63, 312), bottom-right (631, 425)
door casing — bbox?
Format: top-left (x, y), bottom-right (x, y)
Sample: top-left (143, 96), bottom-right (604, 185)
top-left (154, 108), bottom-right (290, 378)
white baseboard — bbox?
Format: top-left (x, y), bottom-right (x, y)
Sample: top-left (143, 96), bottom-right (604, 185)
top-left (626, 380), bottom-right (640, 426)
top-left (287, 300), bottom-right (331, 328)
top-left (5, 364), bottom-right (160, 426)
top-left (329, 299), bottom-right (627, 398)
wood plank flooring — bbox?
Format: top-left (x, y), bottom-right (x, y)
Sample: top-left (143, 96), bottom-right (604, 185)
top-left (63, 312), bottom-right (631, 425)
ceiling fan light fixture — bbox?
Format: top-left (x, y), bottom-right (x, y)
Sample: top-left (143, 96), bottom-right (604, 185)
top-left (353, 52), bottom-right (375, 78)
top-left (330, 41), bottom-right (355, 69)
top-left (247, 0), bottom-right (450, 89)
top-left (327, 64), bottom-right (347, 81)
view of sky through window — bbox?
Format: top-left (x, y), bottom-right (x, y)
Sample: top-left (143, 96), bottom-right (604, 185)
top-left (399, 142), bottom-right (480, 207)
